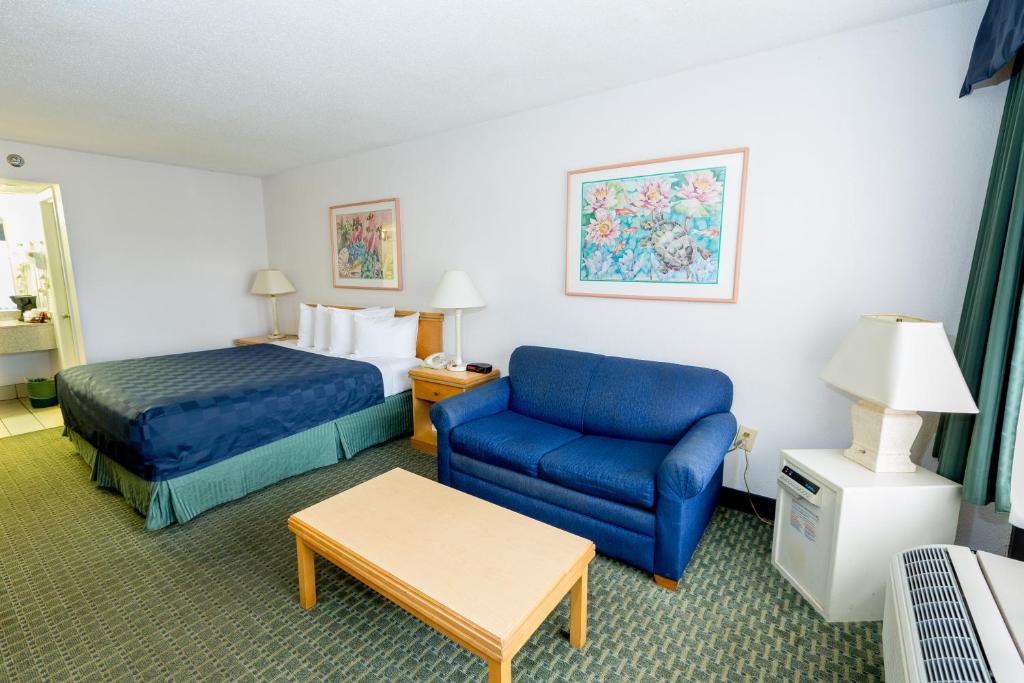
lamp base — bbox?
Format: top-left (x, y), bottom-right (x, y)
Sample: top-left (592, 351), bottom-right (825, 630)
top-left (843, 400), bottom-right (920, 473)
top-left (267, 295), bottom-right (285, 340)
top-left (446, 362), bottom-right (467, 372)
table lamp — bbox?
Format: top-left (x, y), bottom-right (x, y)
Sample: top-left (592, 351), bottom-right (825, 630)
top-left (250, 269), bottom-right (296, 339)
top-left (430, 270), bottom-right (485, 371)
top-left (820, 314), bottom-right (978, 472)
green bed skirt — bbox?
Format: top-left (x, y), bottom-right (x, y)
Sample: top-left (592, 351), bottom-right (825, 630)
top-left (66, 391), bottom-right (412, 530)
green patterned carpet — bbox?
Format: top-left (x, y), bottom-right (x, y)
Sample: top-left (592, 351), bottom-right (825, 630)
top-left (0, 429), bottom-right (882, 682)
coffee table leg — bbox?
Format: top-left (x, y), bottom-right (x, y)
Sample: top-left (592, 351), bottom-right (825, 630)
top-left (569, 566), bottom-right (587, 648)
top-left (296, 536), bottom-right (317, 609)
top-left (487, 658), bottom-right (511, 683)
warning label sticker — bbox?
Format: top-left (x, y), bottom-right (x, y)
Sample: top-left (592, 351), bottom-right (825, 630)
top-left (790, 498), bottom-right (818, 543)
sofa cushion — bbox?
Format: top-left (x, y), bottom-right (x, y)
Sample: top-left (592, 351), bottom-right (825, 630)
top-left (509, 346), bottom-right (603, 431)
top-left (538, 436), bottom-right (672, 509)
top-left (449, 452), bottom-right (655, 538)
top-left (451, 467), bottom-right (656, 573)
top-left (450, 410), bottom-right (581, 476)
top-left (582, 356), bottom-right (732, 443)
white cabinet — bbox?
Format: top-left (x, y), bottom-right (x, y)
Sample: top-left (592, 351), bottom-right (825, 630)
top-left (772, 449), bottom-right (961, 622)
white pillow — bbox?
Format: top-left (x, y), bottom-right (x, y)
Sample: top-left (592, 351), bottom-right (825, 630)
top-left (356, 306), bottom-right (395, 320)
top-left (313, 305), bottom-right (332, 351)
top-left (327, 307), bottom-right (356, 355)
top-left (297, 304), bottom-right (315, 348)
top-left (354, 313), bottom-right (419, 358)
top-left (327, 306), bottom-right (394, 355)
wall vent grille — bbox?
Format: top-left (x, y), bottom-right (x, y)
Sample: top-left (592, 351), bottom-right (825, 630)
top-left (903, 547), bottom-right (991, 683)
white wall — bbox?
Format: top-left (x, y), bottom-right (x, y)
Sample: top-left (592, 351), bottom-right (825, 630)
top-left (0, 352), bottom-right (52, 387)
top-left (263, 2), bottom-right (1005, 502)
top-left (0, 140), bottom-right (270, 361)
top-left (0, 193), bottom-right (46, 243)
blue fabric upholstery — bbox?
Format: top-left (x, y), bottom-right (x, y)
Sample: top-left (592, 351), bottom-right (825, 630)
top-left (654, 412), bottom-right (735, 578)
top-left (582, 356), bottom-right (732, 443)
top-left (655, 462), bottom-right (724, 579)
top-left (538, 436), bottom-right (670, 509)
top-left (431, 377), bottom-right (510, 484)
top-left (508, 346), bottom-right (603, 431)
top-left (431, 346), bottom-right (735, 582)
top-left (450, 411), bottom-right (580, 476)
top-left (451, 452), bottom-right (655, 537)
top-left (658, 412), bottom-right (738, 500)
top-left (451, 468), bottom-right (655, 573)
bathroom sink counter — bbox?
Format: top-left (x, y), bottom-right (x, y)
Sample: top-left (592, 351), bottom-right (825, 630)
top-left (0, 321), bottom-right (57, 353)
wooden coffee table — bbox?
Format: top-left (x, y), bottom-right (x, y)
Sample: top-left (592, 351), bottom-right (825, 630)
top-left (288, 468), bottom-right (595, 682)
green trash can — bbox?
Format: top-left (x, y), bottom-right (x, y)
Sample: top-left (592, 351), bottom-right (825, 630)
top-left (26, 377), bottom-right (58, 409)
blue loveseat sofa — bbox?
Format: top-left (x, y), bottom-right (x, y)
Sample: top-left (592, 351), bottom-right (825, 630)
top-left (430, 346), bottom-right (736, 588)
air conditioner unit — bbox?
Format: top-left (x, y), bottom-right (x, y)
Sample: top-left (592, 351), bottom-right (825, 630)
top-left (884, 545), bottom-right (1024, 682)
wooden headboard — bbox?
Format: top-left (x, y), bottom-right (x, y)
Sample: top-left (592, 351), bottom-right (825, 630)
top-left (306, 304), bottom-right (443, 359)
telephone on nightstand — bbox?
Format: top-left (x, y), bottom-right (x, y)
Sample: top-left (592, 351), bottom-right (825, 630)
top-left (422, 352), bottom-right (454, 370)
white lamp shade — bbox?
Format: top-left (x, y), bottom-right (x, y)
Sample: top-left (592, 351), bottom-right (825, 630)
top-left (250, 269), bottom-right (295, 296)
top-left (820, 314), bottom-right (978, 413)
top-left (430, 270), bottom-right (485, 309)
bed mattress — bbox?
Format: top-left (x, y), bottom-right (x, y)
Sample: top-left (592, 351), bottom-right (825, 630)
top-left (56, 343), bottom-right (389, 481)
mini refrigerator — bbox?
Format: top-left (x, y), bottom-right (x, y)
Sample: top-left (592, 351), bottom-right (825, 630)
top-left (772, 449), bottom-right (961, 622)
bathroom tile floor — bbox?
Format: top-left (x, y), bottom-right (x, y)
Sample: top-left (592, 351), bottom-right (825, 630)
top-left (0, 399), bottom-right (63, 437)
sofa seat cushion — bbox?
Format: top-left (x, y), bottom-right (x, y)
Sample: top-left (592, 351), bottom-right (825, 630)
top-left (538, 436), bottom-right (672, 508)
top-left (450, 410), bottom-right (581, 476)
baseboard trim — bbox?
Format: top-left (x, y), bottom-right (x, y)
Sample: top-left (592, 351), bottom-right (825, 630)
top-left (718, 486), bottom-right (776, 520)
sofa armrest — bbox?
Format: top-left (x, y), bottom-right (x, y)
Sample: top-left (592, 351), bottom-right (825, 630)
top-left (430, 377), bottom-right (510, 485)
top-left (430, 377), bottom-right (510, 433)
top-left (657, 412), bottom-right (737, 501)
top-left (653, 411), bottom-right (737, 581)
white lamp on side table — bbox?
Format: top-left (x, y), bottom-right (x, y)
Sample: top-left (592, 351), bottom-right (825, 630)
top-left (250, 269), bottom-right (296, 339)
top-left (430, 270), bottom-right (485, 372)
top-left (820, 314), bottom-right (978, 473)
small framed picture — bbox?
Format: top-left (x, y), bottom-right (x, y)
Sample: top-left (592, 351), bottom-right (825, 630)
top-left (329, 198), bottom-right (402, 290)
top-left (565, 148), bottom-right (748, 303)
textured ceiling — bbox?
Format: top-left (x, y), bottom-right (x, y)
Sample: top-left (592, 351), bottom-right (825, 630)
top-left (1, 0), bottom-right (960, 176)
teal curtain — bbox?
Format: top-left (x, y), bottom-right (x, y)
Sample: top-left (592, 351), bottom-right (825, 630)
top-left (934, 60), bottom-right (1024, 512)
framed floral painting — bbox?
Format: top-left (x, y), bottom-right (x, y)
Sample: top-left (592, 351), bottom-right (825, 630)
top-left (329, 198), bottom-right (402, 290)
top-left (565, 148), bottom-right (748, 302)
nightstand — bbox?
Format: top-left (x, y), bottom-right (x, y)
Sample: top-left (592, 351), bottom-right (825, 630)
top-left (409, 366), bottom-right (500, 454)
top-left (234, 334), bottom-right (298, 346)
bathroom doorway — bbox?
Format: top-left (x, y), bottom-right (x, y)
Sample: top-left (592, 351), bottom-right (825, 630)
top-left (0, 178), bottom-right (84, 436)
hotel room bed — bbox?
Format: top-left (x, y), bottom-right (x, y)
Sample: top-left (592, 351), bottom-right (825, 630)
top-left (57, 308), bottom-right (441, 529)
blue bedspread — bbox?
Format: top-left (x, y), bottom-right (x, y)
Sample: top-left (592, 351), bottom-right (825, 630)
top-left (56, 344), bottom-right (384, 481)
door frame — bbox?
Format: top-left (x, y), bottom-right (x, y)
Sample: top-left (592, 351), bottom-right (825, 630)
top-left (36, 185), bottom-right (86, 367)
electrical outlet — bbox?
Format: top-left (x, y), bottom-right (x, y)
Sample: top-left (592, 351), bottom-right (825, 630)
top-left (733, 425), bottom-right (758, 452)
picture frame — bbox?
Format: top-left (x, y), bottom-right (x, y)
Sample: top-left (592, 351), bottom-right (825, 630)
top-left (329, 197), bottom-right (402, 290)
top-left (565, 148), bottom-right (748, 303)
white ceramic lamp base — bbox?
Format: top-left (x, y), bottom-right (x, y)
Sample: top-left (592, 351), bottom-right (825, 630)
top-left (447, 308), bottom-right (467, 371)
top-left (843, 400), bottom-right (921, 473)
